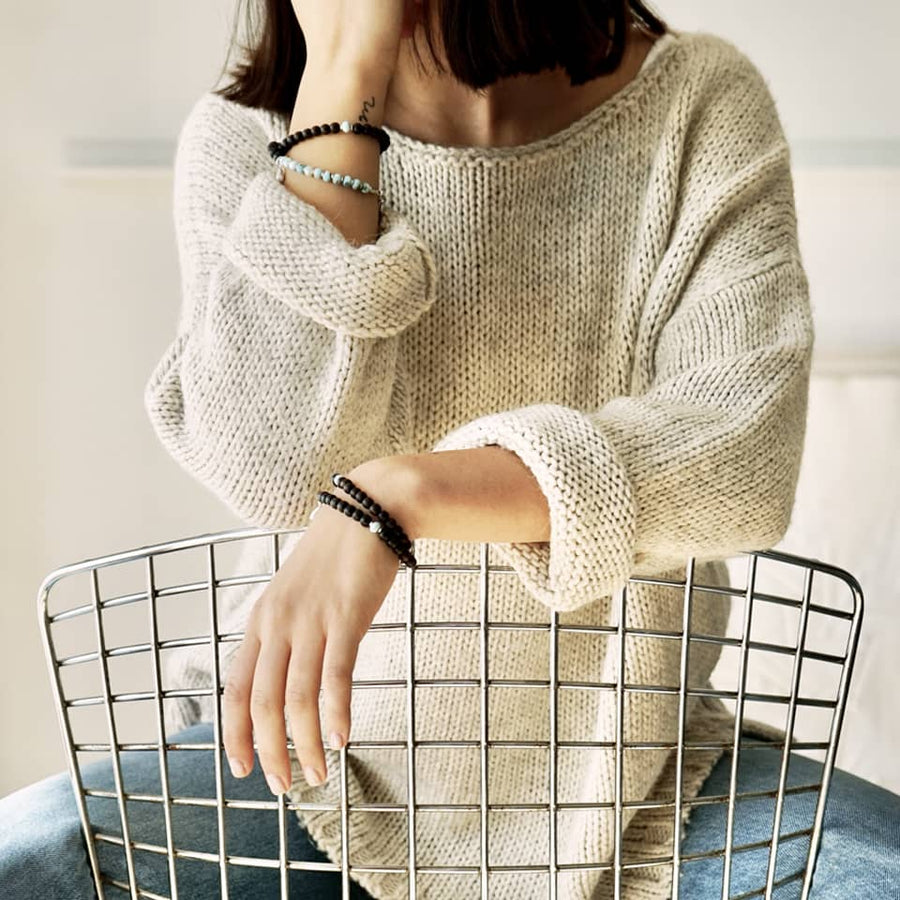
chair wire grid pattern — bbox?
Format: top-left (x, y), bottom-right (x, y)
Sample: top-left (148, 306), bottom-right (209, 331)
top-left (37, 527), bottom-right (863, 900)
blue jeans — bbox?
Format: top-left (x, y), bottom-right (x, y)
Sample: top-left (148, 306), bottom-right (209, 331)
top-left (1, 722), bottom-right (897, 899)
top-left (679, 744), bottom-right (900, 898)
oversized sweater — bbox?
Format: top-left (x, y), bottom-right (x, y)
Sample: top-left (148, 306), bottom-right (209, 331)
top-left (144, 26), bottom-right (814, 900)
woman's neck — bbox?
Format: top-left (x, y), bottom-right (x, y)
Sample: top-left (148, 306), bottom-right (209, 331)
top-left (382, 18), bottom-right (660, 149)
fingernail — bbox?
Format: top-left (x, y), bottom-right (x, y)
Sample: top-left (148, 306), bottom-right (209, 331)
top-left (228, 757), bottom-right (248, 778)
top-left (266, 773), bottom-right (287, 795)
top-left (303, 765), bottom-right (324, 787)
top-left (329, 731), bottom-right (344, 751)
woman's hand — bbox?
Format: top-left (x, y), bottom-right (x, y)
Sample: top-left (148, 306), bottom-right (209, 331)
top-left (222, 495), bottom-right (403, 794)
top-left (291, 0), bottom-right (424, 79)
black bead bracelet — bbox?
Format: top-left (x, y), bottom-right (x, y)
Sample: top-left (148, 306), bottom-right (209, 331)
top-left (315, 490), bottom-right (417, 569)
top-left (268, 120), bottom-right (391, 161)
top-left (330, 474), bottom-right (414, 554)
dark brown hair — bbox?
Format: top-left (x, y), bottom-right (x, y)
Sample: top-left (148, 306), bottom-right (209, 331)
top-left (212, 0), bottom-right (668, 118)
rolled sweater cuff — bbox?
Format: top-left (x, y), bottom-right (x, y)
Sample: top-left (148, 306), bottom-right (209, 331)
top-left (223, 172), bottom-right (438, 339)
top-left (432, 403), bottom-right (637, 613)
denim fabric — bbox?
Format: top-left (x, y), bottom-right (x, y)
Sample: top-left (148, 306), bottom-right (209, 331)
top-left (679, 743), bottom-right (900, 899)
top-left (1, 722), bottom-right (897, 899)
top-left (0, 723), bottom-right (373, 900)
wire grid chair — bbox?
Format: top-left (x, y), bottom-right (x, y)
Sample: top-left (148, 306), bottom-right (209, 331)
top-left (38, 527), bottom-right (863, 900)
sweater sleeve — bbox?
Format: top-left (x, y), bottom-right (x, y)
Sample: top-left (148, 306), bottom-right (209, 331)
top-left (429, 60), bottom-right (815, 613)
top-left (144, 92), bottom-right (437, 527)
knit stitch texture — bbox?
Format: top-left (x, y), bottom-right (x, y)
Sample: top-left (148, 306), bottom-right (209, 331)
top-left (145, 27), bottom-right (814, 900)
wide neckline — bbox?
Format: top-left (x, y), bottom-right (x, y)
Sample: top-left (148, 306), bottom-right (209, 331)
top-left (381, 29), bottom-right (684, 164)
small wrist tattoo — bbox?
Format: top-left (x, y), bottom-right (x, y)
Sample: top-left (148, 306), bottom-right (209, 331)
top-left (358, 96), bottom-right (376, 125)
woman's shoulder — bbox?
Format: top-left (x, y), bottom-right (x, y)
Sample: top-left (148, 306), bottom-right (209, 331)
top-left (657, 29), bottom-right (786, 155)
top-left (177, 88), bottom-right (287, 154)
top-left (668, 29), bottom-right (778, 99)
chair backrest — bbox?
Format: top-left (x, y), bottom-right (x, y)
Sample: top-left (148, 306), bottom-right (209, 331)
top-left (38, 528), bottom-right (863, 900)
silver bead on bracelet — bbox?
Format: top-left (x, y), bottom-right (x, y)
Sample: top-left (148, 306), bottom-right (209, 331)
top-left (274, 154), bottom-right (382, 198)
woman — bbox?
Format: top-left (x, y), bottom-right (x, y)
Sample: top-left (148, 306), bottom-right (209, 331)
top-left (2, 1), bottom-right (898, 898)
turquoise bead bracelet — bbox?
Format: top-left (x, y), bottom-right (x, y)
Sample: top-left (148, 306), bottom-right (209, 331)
top-left (274, 154), bottom-right (382, 199)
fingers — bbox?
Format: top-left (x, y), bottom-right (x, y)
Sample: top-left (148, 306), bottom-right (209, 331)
top-left (320, 630), bottom-right (360, 754)
top-left (250, 636), bottom-right (293, 795)
top-left (222, 632), bottom-right (261, 779)
top-left (285, 636), bottom-right (327, 788)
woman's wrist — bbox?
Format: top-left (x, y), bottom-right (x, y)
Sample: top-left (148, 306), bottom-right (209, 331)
top-left (298, 59), bottom-right (393, 114)
top-left (345, 456), bottom-right (426, 542)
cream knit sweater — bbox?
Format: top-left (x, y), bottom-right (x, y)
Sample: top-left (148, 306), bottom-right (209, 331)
top-left (144, 27), bottom-right (814, 900)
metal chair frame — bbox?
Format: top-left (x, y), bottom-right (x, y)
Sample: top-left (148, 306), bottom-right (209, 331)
top-left (37, 527), bottom-right (864, 900)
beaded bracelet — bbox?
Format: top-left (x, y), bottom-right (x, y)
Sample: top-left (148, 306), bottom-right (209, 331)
top-left (267, 120), bottom-right (391, 160)
top-left (273, 155), bottom-right (382, 199)
top-left (312, 491), bottom-right (417, 569)
top-left (329, 474), bottom-right (414, 553)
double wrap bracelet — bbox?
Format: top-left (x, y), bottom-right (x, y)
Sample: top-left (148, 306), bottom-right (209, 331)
top-left (310, 474), bottom-right (417, 569)
top-left (268, 119), bottom-right (390, 204)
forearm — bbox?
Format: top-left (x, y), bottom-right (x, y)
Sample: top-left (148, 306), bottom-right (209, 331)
top-left (348, 447), bottom-right (551, 544)
top-left (283, 62), bottom-right (391, 247)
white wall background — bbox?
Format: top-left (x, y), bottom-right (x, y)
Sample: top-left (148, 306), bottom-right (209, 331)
top-left (2, 0), bottom-right (898, 802)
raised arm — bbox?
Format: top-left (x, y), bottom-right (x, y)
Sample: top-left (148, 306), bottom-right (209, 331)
top-left (144, 82), bottom-right (437, 527)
